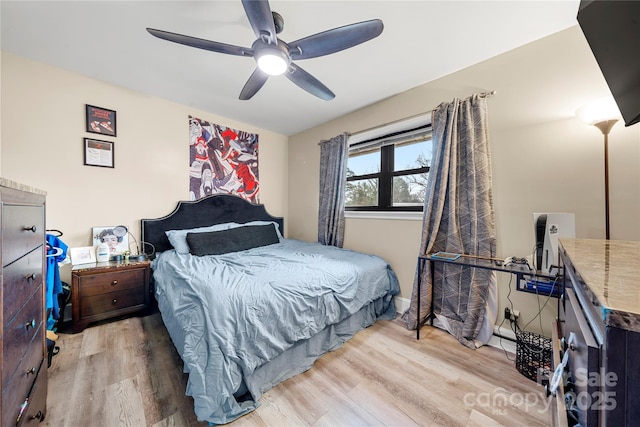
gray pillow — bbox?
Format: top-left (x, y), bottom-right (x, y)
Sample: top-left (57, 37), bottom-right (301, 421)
top-left (186, 224), bottom-right (280, 256)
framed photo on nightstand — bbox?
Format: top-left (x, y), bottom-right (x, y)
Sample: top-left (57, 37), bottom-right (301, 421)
top-left (69, 246), bottom-right (96, 265)
top-left (92, 226), bottom-right (129, 255)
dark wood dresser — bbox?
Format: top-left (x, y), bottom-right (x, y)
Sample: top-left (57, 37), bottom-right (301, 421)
top-left (551, 238), bottom-right (640, 427)
top-left (1, 178), bottom-right (47, 426)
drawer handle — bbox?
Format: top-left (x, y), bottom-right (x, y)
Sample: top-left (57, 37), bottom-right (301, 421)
top-left (112, 299), bottom-right (118, 305)
top-left (31, 410), bottom-right (44, 421)
top-left (25, 319), bottom-right (36, 330)
top-left (111, 280), bottom-right (118, 286)
top-left (26, 367), bottom-right (36, 376)
top-left (24, 225), bottom-right (38, 233)
top-left (26, 273), bottom-right (38, 281)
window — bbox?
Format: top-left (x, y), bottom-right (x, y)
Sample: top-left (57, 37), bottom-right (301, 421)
top-left (346, 120), bottom-right (432, 212)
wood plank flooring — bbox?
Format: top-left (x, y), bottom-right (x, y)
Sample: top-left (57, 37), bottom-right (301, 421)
top-left (43, 314), bottom-right (550, 426)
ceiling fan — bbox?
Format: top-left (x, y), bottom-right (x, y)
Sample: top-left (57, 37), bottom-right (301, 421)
top-left (147, 0), bottom-right (383, 101)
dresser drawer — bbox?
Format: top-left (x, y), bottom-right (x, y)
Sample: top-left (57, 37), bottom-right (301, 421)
top-left (17, 365), bottom-right (47, 426)
top-left (2, 324), bottom-right (44, 390)
top-left (3, 292), bottom-right (44, 381)
top-left (80, 287), bottom-right (146, 318)
top-left (3, 250), bottom-right (44, 326)
top-left (1, 204), bottom-right (44, 267)
top-left (77, 268), bottom-right (146, 297)
top-left (2, 355), bottom-right (44, 427)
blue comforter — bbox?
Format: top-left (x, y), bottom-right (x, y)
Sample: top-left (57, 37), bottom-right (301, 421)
top-left (152, 238), bottom-right (399, 424)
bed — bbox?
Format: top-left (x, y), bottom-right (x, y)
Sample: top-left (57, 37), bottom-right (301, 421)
top-left (141, 194), bottom-right (400, 424)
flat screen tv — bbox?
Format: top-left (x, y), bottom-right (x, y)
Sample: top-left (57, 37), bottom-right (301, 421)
top-left (577, 0), bottom-right (640, 127)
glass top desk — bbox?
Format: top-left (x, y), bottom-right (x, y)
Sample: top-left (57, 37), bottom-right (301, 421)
top-left (416, 253), bottom-right (558, 339)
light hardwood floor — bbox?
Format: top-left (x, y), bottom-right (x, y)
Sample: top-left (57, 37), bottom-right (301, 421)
top-left (43, 314), bottom-right (550, 426)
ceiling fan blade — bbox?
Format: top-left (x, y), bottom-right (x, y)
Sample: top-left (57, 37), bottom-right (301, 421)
top-left (147, 28), bottom-right (252, 57)
top-left (285, 63), bottom-right (335, 101)
top-left (239, 68), bottom-right (269, 100)
top-left (288, 19), bottom-right (383, 60)
top-left (241, 0), bottom-right (277, 45)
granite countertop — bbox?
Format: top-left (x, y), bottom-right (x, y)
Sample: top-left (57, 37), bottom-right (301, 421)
top-left (0, 177), bottom-right (47, 195)
top-left (560, 238), bottom-right (640, 330)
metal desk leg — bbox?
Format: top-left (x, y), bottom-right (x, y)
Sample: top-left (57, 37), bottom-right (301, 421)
top-left (417, 258), bottom-right (422, 340)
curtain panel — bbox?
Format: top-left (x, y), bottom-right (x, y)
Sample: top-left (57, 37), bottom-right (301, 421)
top-left (403, 94), bottom-right (497, 348)
top-left (318, 133), bottom-right (350, 247)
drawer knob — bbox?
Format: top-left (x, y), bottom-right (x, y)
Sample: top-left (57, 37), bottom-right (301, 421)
top-left (25, 319), bottom-right (36, 330)
top-left (26, 273), bottom-right (38, 281)
top-left (26, 367), bottom-right (36, 376)
top-left (112, 299), bottom-right (118, 305)
top-left (31, 411), bottom-right (44, 421)
top-left (24, 225), bottom-right (38, 233)
top-left (111, 280), bottom-right (118, 286)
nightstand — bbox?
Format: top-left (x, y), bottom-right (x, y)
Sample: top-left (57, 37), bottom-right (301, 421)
top-left (70, 260), bottom-right (150, 333)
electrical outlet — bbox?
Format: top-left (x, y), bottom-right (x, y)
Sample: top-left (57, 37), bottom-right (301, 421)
top-left (504, 307), bottom-right (511, 321)
top-left (512, 310), bottom-right (520, 324)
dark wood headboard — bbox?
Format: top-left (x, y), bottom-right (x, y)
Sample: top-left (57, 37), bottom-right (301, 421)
top-left (141, 194), bottom-right (284, 259)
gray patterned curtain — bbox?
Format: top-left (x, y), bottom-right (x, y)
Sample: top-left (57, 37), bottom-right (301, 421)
top-left (318, 133), bottom-right (350, 247)
top-left (402, 94), bottom-right (496, 349)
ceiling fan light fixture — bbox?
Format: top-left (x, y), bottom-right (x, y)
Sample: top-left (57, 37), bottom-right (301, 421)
top-left (256, 49), bottom-right (289, 75)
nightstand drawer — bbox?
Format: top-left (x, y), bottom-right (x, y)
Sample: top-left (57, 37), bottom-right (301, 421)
top-left (80, 287), bottom-right (146, 318)
top-left (77, 268), bottom-right (145, 297)
top-left (3, 249), bottom-right (44, 325)
top-left (1, 204), bottom-right (44, 267)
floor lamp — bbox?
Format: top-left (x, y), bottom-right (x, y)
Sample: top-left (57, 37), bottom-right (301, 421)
top-left (576, 97), bottom-right (620, 240)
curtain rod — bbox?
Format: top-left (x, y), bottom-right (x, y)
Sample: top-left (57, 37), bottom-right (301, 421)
top-left (350, 90), bottom-right (496, 138)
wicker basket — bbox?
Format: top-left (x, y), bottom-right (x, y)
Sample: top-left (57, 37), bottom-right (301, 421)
top-left (516, 331), bottom-right (552, 382)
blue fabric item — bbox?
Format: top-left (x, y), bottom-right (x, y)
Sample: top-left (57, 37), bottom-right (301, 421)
top-left (46, 234), bottom-right (68, 325)
top-left (152, 238), bottom-right (399, 424)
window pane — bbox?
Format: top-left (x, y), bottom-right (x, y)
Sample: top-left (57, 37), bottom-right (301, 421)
top-left (394, 139), bottom-right (431, 171)
top-left (393, 174), bottom-right (427, 206)
top-left (346, 178), bottom-right (378, 206)
top-left (347, 149), bottom-right (380, 177)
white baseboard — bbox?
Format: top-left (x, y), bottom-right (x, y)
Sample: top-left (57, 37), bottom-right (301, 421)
top-left (394, 296), bottom-right (516, 354)
top-left (488, 325), bottom-right (516, 354)
top-left (394, 296), bottom-right (410, 314)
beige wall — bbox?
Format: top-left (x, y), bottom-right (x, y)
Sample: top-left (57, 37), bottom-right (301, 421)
top-left (2, 25), bottom-right (639, 338)
top-left (1, 52), bottom-right (289, 283)
top-left (288, 26), bottom-right (640, 337)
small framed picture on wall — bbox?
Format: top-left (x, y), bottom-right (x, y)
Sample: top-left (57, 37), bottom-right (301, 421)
top-left (84, 138), bottom-right (114, 168)
top-left (86, 104), bottom-right (117, 137)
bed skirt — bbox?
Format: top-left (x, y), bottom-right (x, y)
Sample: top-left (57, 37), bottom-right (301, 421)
top-left (157, 292), bottom-right (396, 424)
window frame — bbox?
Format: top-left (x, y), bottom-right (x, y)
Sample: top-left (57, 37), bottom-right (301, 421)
top-left (346, 116), bottom-right (432, 213)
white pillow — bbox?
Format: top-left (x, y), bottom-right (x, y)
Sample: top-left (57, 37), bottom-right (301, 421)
top-left (165, 221), bottom-right (283, 254)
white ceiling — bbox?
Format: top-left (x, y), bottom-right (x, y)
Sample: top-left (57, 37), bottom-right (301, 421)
top-left (1, 1), bottom-right (580, 136)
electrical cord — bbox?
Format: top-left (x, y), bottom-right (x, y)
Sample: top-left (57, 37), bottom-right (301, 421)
top-left (497, 274), bottom-right (516, 362)
top-left (498, 243), bottom-right (560, 361)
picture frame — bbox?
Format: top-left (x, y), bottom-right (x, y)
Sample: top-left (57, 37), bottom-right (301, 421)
top-left (84, 138), bottom-right (114, 168)
top-left (86, 104), bottom-right (117, 136)
top-left (69, 246), bottom-right (97, 265)
top-left (92, 226), bottom-right (129, 255)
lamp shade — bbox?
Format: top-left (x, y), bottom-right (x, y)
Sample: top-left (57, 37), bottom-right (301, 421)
top-left (576, 96), bottom-right (622, 125)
